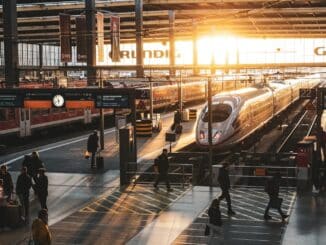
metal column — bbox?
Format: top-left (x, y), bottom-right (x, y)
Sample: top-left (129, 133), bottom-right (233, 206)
top-left (135, 0), bottom-right (144, 77)
top-left (208, 77), bottom-right (213, 186)
top-left (85, 0), bottom-right (97, 86)
top-left (3, 0), bottom-right (18, 87)
top-left (38, 44), bottom-right (43, 81)
top-left (169, 11), bottom-right (175, 77)
top-left (192, 21), bottom-right (198, 76)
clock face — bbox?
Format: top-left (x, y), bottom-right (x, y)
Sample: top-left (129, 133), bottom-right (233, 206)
top-left (53, 94), bottom-right (65, 107)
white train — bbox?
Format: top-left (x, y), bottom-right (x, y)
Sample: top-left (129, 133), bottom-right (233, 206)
top-left (196, 74), bottom-right (321, 149)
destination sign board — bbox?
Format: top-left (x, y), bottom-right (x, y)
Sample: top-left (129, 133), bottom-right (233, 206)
top-left (0, 94), bottom-right (23, 108)
top-left (95, 94), bottom-right (129, 108)
top-left (0, 88), bottom-right (134, 109)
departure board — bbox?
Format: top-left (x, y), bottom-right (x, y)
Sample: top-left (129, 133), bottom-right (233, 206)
top-left (95, 94), bottom-right (129, 108)
top-left (0, 94), bottom-right (23, 107)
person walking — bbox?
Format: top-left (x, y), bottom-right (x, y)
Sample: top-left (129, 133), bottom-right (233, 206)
top-left (218, 163), bottom-right (236, 215)
top-left (32, 209), bottom-right (52, 245)
top-left (0, 165), bottom-right (13, 201)
top-left (87, 130), bottom-right (99, 169)
top-left (207, 199), bottom-right (223, 244)
top-left (171, 109), bottom-right (182, 133)
top-left (33, 168), bottom-right (48, 210)
top-left (30, 152), bottom-right (44, 180)
top-left (153, 149), bottom-right (173, 191)
top-left (16, 166), bottom-right (32, 223)
top-left (264, 172), bottom-right (289, 221)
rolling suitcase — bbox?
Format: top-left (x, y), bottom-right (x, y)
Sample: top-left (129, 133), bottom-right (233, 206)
top-left (96, 152), bottom-right (104, 169)
top-left (175, 124), bottom-right (183, 134)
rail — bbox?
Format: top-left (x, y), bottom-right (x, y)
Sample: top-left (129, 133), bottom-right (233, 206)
top-left (126, 162), bottom-right (193, 188)
top-left (276, 110), bottom-right (308, 153)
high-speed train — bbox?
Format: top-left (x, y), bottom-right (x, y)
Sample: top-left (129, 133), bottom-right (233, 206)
top-left (196, 74), bottom-right (321, 149)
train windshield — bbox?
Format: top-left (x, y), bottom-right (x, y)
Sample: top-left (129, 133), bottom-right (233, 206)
top-left (202, 104), bottom-right (232, 123)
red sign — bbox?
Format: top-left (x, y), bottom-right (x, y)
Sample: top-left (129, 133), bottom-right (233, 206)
top-left (76, 15), bottom-right (87, 62)
top-left (111, 16), bottom-right (120, 62)
top-left (97, 13), bottom-right (104, 62)
top-left (59, 14), bottom-right (72, 62)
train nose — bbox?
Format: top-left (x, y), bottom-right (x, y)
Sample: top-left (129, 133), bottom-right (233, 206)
top-left (199, 129), bottom-right (224, 144)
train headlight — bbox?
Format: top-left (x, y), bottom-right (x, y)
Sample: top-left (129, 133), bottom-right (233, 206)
top-left (213, 131), bottom-right (221, 140)
top-left (200, 130), bottom-right (205, 139)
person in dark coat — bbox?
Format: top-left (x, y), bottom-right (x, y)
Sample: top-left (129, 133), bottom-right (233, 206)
top-left (0, 165), bottom-right (13, 201)
top-left (264, 172), bottom-right (288, 221)
top-left (218, 163), bottom-right (236, 215)
top-left (153, 149), bottom-right (172, 191)
top-left (87, 130), bottom-right (99, 168)
top-left (30, 152), bottom-right (44, 180)
top-left (207, 199), bottom-right (223, 244)
top-left (33, 168), bottom-right (48, 210)
top-left (171, 110), bottom-right (182, 132)
top-left (16, 166), bottom-right (32, 223)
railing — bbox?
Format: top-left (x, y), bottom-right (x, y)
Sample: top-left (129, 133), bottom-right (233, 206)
top-left (126, 162), bottom-right (193, 188)
top-left (224, 164), bottom-right (299, 190)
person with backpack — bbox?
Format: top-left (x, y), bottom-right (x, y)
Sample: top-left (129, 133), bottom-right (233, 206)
top-left (153, 149), bottom-right (173, 191)
top-left (87, 130), bottom-right (99, 169)
top-left (33, 168), bottom-right (48, 210)
top-left (206, 199), bottom-right (223, 244)
top-left (264, 172), bottom-right (289, 221)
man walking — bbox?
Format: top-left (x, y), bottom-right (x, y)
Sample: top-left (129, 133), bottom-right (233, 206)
top-left (87, 130), bottom-right (99, 169)
top-left (153, 149), bottom-right (173, 191)
top-left (16, 167), bottom-right (32, 223)
top-left (33, 168), bottom-right (48, 210)
top-left (218, 163), bottom-right (236, 215)
top-left (264, 172), bottom-right (289, 221)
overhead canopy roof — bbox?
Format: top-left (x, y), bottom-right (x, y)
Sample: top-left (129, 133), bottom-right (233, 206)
top-left (1, 0), bottom-right (326, 44)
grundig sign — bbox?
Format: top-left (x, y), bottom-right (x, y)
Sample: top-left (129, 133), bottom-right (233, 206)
top-left (109, 49), bottom-right (169, 59)
top-left (314, 47), bottom-right (326, 56)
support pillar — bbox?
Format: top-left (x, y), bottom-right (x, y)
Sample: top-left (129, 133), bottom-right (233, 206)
top-left (169, 11), bottom-right (175, 77)
top-left (192, 21), bottom-right (198, 76)
top-left (85, 0), bottom-right (97, 86)
top-left (38, 44), bottom-right (43, 81)
top-left (208, 77), bottom-right (213, 186)
top-left (3, 0), bottom-right (18, 87)
top-left (135, 0), bottom-right (144, 77)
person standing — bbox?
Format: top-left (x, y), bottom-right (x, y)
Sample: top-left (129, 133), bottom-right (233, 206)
top-left (87, 130), bottom-right (99, 169)
top-left (32, 209), bottom-right (52, 245)
top-left (30, 152), bottom-right (44, 180)
top-left (16, 167), bottom-right (32, 223)
top-left (33, 168), bottom-right (48, 210)
top-left (218, 163), bottom-right (236, 215)
top-left (207, 199), bottom-right (223, 244)
top-left (171, 109), bottom-right (182, 132)
top-left (0, 165), bottom-right (13, 201)
top-left (153, 149), bottom-right (172, 191)
top-left (264, 172), bottom-right (289, 221)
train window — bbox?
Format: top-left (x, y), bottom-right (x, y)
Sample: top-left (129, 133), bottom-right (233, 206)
top-left (202, 104), bottom-right (232, 123)
top-left (0, 109), bottom-right (6, 121)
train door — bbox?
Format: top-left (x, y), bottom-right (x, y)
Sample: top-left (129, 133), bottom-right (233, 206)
top-left (84, 108), bottom-right (92, 124)
top-left (19, 108), bottom-right (31, 137)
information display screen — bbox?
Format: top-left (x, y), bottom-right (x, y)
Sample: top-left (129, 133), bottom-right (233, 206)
top-left (24, 91), bottom-right (53, 100)
top-left (96, 94), bottom-right (129, 108)
top-left (0, 94), bottom-right (23, 107)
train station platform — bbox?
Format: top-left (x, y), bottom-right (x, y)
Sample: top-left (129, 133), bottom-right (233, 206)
top-left (0, 107), bottom-right (200, 244)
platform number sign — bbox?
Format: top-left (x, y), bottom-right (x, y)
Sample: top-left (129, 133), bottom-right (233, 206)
top-left (300, 88), bottom-right (316, 99)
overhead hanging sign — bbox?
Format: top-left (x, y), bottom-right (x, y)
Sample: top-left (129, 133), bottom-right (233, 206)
top-left (76, 15), bottom-right (87, 62)
top-left (0, 89), bottom-right (134, 109)
top-left (110, 16), bottom-right (121, 62)
top-left (97, 12), bottom-right (105, 62)
top-left (60, 14), bottom-right (72, 62)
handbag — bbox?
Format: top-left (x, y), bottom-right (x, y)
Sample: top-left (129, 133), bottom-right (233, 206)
top-left (84, 150), bottom-right (90, 159)
top-left (204, 224), bottom-right (210, 236)
top-left (271, 197), bottom-right (283, 209)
